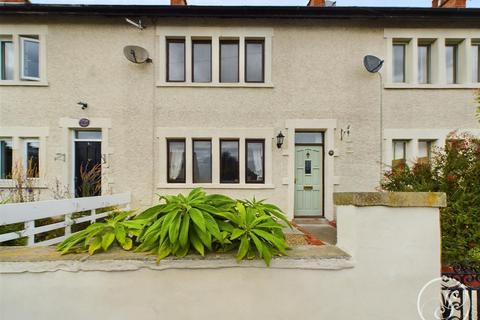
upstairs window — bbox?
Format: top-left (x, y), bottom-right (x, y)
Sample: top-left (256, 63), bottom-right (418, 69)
top-left (418, 44), bottom-right (431, 84)
top-left (220, 140), bottom-right (239, 183)
top-left (20, 37), bottom-right (40, 81)
top-left (192, 40), bottom-right (212, 83)
top-left (167, 139), bottom-right (186, 183)
top-left (473, 43), bottom-right (480, 83)
top-left (166, 39), bottom-right (185, 82)
top-left (0, 40), bottom-right (13, 80)
top-left (393, 43), bottom-right (406, 83)
top-left (245, 40), bottom-right (264, 83)
top-left (220, 40), bottom-right (239, 83)
top-left (446, 44), bottom-right (458, 84)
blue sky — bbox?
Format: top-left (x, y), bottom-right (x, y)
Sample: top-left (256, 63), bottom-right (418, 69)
top-left (29, 0), bottom-right (480, 7)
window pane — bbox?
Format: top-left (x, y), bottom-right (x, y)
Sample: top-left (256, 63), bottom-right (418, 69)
top-left (220, 140), bottom-right (239, 183)
top-left (192, 41), bottom-right (211, 83)
top-left (0, 139), bottom-right (13, 179)
top-left (22, 38), bottom-right (39, 79)
top-left (75, 131), bottom-right (102, 140)
top-left (393, 140), bottom-right (406, 160)
top-left (26, 141), bottom-right (39, 178)
top-left (1, 41), bottom-right (14, 80)
top-left (193, 140), bottom-right (212, 183)
top-left (245, 40), bottom-right (264, 82)
top-left (168, 140), bottom-right (186, 183)
top-left (305, 160), bottom-right (312, 175)
top-left (220, 41), bottom-right (239, 83)
top-left (418, 140), bottom-right (432, 159)
top-left (473, 45), bottom-right (479, 83)
top-left (446, 45), bottom-right (457, 84)
top-left (393, 44), bottom-right (406, 83)
top-left (418, 45), bottom-right (430, 84)
top-left (246, 140), bottom-right (264, 183)
top-left (167, 40), bottom-right (185, 82)
top-left (295, 132), bottom-right (323, 144)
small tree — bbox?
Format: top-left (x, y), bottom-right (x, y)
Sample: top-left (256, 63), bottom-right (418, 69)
top-left (381, 132), bottom-right (480, 270)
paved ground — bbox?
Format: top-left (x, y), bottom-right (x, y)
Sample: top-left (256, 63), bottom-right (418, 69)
top-left (294, 218), bottom-right (337, 245)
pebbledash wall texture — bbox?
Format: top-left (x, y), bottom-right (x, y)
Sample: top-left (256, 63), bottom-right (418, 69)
top-left (0, 4), bottom-right (479, 220)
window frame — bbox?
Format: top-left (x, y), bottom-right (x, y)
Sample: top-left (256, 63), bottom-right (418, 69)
top-left (0, 39), bottom-right (13, 81)
top-left (191, 39), bottom-right (212, 83)
top-left (192, 139), bottom-right (212, 184)
top-left (166, 38), bottom-right (186, 83)
top-left (392, 43), bottom-right (406, 83)
top-left (446, 43), bottom-right (458, 84)
top-left (418, 44), bottom-right (431, 84)
top-left (23, 138), bottom-right (40, 178)
top-left (418, 140), bottom-right (433, 161)
top-left (393, 140), bottom-right (408, 160)
top-left (245, 39), bottom-right (265, 83)
top-left (219, 139), bottom-right (240, 184)
top-left (20, 36), bottom-right (40, 81)
top-left (166, 138), bottom-right (186, 183)
top-left (219, 39), bottom-right (240, 83)
top-left (0, 138), bottom-right (13, 180)
top-left (245, 139), bottom-right (265, 184)
top-left (473, 44), bottom-right (480, 83)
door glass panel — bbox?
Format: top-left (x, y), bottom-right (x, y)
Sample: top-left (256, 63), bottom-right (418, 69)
top-left (75, 131), bottom-right (102, 140)
top-left (305, 159), bottom-right (312, 175)
top-left (295, 132), bottom-right (323, 144)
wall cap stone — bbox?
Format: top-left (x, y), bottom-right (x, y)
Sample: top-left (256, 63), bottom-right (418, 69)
top-left (333, 192), bottom-right (446, 208)
top-left (0, 246), bottom-right (353, 273)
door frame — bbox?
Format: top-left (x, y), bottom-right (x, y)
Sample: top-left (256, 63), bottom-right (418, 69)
top-left (294, 137), bottom-right (325, 218)
top-left (71, 130), bottom-right (103, 197)
top-left (285, 119), bottom-right (337, 221)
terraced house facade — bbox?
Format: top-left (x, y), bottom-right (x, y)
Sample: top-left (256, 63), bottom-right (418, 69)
top-left (0, 0), bottom-right (479, 220)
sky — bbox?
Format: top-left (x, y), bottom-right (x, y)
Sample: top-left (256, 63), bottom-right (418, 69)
top-left (27, 0), bottom-right (480, 7)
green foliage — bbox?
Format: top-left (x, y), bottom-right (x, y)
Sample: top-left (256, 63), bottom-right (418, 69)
top-left (57, 188), bottom-right (290, 266)
top-left (56, 211), bottom-right (146, 255)
top-left (381, 132), bottom-right (480, 270)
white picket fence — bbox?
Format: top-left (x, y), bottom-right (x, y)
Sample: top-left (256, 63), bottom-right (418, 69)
top-left (0, 193), bottom-right (131, 246)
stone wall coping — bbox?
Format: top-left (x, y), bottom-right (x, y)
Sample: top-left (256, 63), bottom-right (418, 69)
top-left (0, 245), bottom-right (353, 273)
top-left (333, 192), bottom-right (447, 208)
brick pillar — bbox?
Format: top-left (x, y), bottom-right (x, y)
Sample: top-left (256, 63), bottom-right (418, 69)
top-left (432, 0), bottom-right (466, 8)
top-left (307, 0), bottom-right (325, 6)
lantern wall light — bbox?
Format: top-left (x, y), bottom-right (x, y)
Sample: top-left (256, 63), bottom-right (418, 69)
top-left (276, 131), bottom-right (285, 149)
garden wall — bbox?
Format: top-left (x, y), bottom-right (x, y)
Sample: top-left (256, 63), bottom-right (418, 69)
top-left (0, 192), bottom-right (445, 320)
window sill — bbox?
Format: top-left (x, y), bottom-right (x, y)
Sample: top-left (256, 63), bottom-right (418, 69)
top-left (157, 183), bottom-right (275, 189)
top-left (0, 179), bottom-right (47, 189)
top-left (0, 80), bottom-right (48, 87)
top-left (156, 81), bottom-right (274, 88)
top-left (384, 83), bottom-right (480, 89)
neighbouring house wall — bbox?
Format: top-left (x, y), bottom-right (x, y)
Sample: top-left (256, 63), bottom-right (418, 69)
top-left (0, 16), bottom-right (478, 219)
top-left (0, 193), bottom-right (444, 320)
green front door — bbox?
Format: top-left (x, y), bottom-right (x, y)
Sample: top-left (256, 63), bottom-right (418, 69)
top-left (295, 146), bottom-right (323, 216)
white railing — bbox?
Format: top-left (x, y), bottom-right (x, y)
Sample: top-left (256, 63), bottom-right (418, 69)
top-left (0, 193), bottom-right (131, 246)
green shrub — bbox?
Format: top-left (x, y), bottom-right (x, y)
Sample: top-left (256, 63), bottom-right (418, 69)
top-left (57, 211), bottom-right (147, 255)
top-left (57, 188), bottom-right (291, 266)
top-left (381, 132), bottom-right (480, 270)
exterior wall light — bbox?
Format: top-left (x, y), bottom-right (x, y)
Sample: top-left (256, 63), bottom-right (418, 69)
top-left (276, 131), bottom-right (285, 149)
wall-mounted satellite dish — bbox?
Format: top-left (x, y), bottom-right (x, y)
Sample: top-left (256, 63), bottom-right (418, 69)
top-left (123, 45), bottom-right (152, 64)
top-left (363, 55), bottom-right (384, 73)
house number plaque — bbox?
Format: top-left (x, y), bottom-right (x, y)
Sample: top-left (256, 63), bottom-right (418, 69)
top-left (79, 118), bottom-right (90, 128)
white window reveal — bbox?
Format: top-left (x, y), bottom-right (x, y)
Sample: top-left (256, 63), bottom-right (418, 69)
top-left (20, 37), bottom-right (40, 81)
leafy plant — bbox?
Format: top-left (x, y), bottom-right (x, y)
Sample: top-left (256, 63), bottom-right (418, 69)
top-left (225, 202), bottom-right (288, 266)
top-left (381, 132), bottom-right (480, 270)
top-left (78, 163), bottom-right (102, 197)
top-left (135, 188), bottom-right (233, 261)
top-left (57, 211), bottom-right (146, 255)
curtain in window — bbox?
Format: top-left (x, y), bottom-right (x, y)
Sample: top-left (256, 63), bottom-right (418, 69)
top-left (251, 145), bottom-right (263, 179)
top-left (169, 143), bottom-right (184, 181)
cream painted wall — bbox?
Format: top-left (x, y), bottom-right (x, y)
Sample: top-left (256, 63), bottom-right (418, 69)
top-left (1, 17), bottom-right (478, 218)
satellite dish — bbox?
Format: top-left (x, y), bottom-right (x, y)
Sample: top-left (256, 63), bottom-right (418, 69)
top-left (363, 55), bottom-right (384, 73)
top-left (123, 45), bottom-right (152, 64)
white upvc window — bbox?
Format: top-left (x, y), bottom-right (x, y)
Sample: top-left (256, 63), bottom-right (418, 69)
top-left (20, 37), bottom-right (40, 81)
